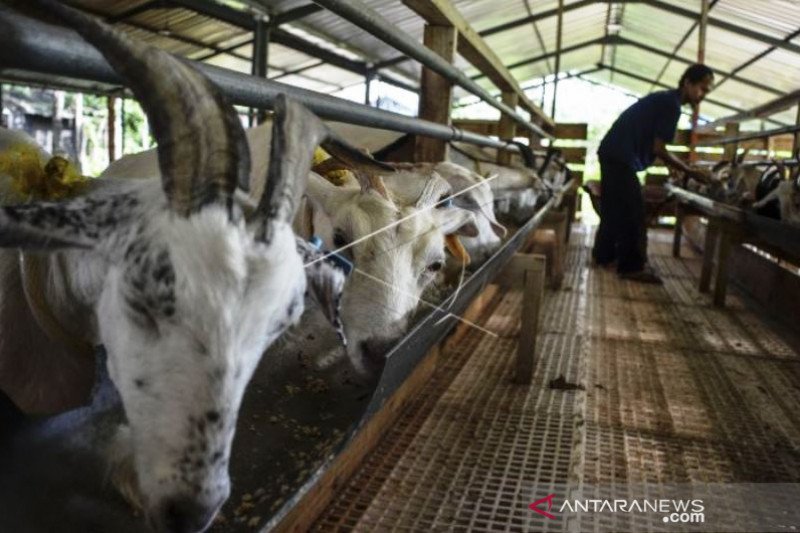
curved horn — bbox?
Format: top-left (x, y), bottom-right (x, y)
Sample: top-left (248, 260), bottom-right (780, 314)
top-left (34, 0), bottom-right (249, 217)
top-left (253, 95), bottom-right (328, 243)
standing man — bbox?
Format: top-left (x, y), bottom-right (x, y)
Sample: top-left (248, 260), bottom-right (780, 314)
top-left (593, 64), bottom-right (714, 283)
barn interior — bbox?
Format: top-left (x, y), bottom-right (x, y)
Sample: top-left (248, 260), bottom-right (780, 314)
top-left (1, 1), bottom-right (800, 532)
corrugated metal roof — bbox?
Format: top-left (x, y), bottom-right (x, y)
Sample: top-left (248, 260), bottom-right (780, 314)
top-left (38, 1), bottom-right (800, 126)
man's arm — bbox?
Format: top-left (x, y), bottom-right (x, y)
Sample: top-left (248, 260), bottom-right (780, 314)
top-left (653, 138), bottom-right (709, 180)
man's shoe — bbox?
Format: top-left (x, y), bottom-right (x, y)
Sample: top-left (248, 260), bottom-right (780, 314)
top-left (619, 267), bottom-right (663, 285)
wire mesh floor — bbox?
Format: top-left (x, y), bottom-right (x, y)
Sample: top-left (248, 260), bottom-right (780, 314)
top-left (311, 224), bottom-right (800, 532)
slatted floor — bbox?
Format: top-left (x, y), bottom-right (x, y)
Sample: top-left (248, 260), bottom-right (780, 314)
top-left (311, 224), bottom-right (800, 532)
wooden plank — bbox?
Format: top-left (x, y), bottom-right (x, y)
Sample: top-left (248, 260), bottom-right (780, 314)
top-left (557, 146), bottom-right (587, 164)
top-left (403, 0), bottom-right (554, 130)
top-left (452, 121), bottom-right (588, 142)
top-left (674, 129), bottom-right (723, 145)
top-left (414, 24), bottom-right (457, 162)
top-left (553, 123), bottom-right (588, 139)
top-left (452, 119), bottom-right (498, 136)
top-left (497, 91), bottom-right (518, 165)
top-left (771, 134), bottom-right (794, 152)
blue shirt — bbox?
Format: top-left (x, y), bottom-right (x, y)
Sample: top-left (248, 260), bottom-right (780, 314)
top-left (598, 89), bottom-right (682, 171)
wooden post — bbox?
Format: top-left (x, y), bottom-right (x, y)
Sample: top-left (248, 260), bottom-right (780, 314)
top-left (74, 93), bottom-right (84, 170)
top-left (672, 203), bottom-right (684, 258)
top-left (551, 0), bottom-right (564, 119)
top-left (107, 94), bottom-right (117, 163)
top-left (722, 122), bottom-right (739, 162)
top-left (550, 211), bottom-right (567, 289)
top-left (793, 104), bottom-right (800, 155)
top-left (52, 90), bottom-right (65, 155)
top-left (713, 222), bottom-right (733, 307)
top-left (699, 216), bottom-right (719, 293)
top-left (496, 91), bottom-right (518, 166)
top-left (364, 69), bottom-right (374, 106)
top-left (528, 130), bottom-right (537, 150)
top-left (414, 24), bottom-right (457, 163)
top-left (120, 97), bottom-right (126, 156)
top-left (688, 0), bottom-right (709, 162)
top-left (515, 254), bottom-right (546, 385)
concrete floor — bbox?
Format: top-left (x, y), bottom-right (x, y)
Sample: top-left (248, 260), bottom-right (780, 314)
top-left (312, 224), bottom-right (800, 532)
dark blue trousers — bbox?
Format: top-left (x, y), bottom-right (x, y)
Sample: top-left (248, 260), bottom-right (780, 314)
top-left (592, 158), bottom-right (647, 273)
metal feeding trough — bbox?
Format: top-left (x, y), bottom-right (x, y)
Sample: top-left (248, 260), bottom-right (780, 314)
top-left (0, 185), bottom-right (570, 532)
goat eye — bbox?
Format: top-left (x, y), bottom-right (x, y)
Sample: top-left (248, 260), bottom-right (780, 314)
top-left (427, 261), bottom-right (444, 273)
top-left (333, 230), bottom-right (348, 248)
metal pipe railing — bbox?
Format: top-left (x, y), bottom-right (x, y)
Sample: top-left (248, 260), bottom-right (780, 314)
top-left (0, 8), bottom-right (528, 155)
top-left (311, 0), bottom-right (554, 140)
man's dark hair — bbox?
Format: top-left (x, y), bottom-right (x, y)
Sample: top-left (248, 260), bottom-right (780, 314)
top-left (679, 64), bottom-right (714, 88)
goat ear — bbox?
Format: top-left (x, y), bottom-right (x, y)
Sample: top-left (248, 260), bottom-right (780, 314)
top-left (0, 194), bottom-right (136, 251)
top-left (319, 137), bottom-right (396, 201)
top-left (712, 160), bottom-right (729, 173)
top-left (437, 208), bottom-right (479, 237)
top-left (320, 137), bottom-right (395, 175)
top-left (489, 219), bottom-right (508, 238)
top-left (295, 238), bottom-right (347, 345)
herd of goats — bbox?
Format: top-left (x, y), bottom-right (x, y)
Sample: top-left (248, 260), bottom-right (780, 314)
top-left (0, 2), bottom-right (568, 532)
top-left (682, 150), bottom-right (800, 223)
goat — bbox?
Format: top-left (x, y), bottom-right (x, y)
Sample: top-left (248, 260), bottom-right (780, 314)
top-left (0, 3), bottom-right (367, 531)
top-left (449, 141), bottom-right (549, 224)
top-left (752, 170), bottom-right (800, 224)
top-left (106, 121), bottom-right (479, 379)
top-left (386, 161), bottom-right (507, 263)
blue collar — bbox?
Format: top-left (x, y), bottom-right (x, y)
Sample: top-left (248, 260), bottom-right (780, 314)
top-left (308, 236), bottom-right (353, 276)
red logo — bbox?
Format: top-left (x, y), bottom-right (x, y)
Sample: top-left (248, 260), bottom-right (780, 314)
top-left (529, 494), bottom-right (557, 519)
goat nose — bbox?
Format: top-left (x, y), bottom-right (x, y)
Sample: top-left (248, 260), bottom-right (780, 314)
top-left (159, 496), bottom-right (220, 533)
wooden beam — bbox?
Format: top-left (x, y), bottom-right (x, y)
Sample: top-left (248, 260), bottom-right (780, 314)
top-left (496, 254), bottom-right (546, 385)
top-left (452, 119), bottom-right (498, 136)
top-left (551, 0), bottom-right (564, 119)
top-left (554, 123), bottom-right (588, 139)
top-left (722, 122), bottom-right (739, 161)
top-left (107, 94), bottom-right (117, 163)
top-left (794, 105), bottom-right (800, 155)
top-left (497, 91), bottom-right (518, 165)
top-left (689, 0), bottom-right (709, 162)
top-left (403, 0), bottom-right (553, 130)
top-left (414, 24), bottom-right (457, 162)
